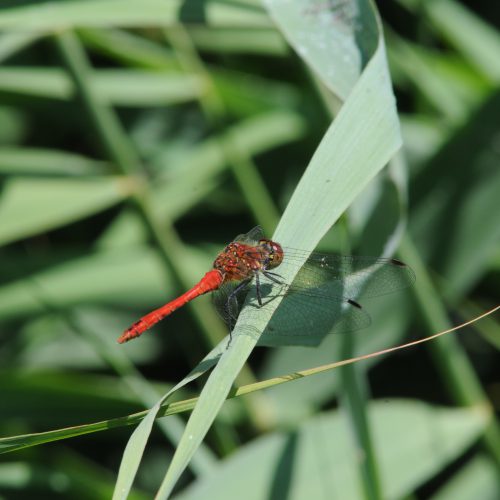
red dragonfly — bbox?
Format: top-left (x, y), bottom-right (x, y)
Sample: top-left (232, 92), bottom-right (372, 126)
top-left (118, 227), bottom-right (415, 345)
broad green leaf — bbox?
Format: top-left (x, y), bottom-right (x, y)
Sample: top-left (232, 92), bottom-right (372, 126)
top-left (0, 0), bottom-right (271, 30)
top-left (0, 247), bottom-right (170, 321)
top-left (432, 455), bottom-right (500, 500)
top-left (0, 66), bottom-right (300, 116)
top-left (265, 0), bottom-right (375, 99)
top-left (0, 176), bottom-right (132, 246)
top-left (188, 26), bottom-right (287, 55)
top-left (152, 0), bottom-right (403, 496)
top-left (80, 28), bottom-right (180, 69)
top-left (175, 401), bottom-right (489, 500)
top-left (15, 310), bottom-right (158, 369)
top-left (0, 68), bottom-right (207, 106)
top-left (0, 147), bottom-right (109, 175)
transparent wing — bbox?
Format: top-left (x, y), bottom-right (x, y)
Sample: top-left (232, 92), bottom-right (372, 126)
top-left (280, 249), bottom-right (415, 300)
top-left (249, 272), bottom-right (370, 346)
top-left (213, 270), bottom-right (373, 347)
top-left (232, 226), bottom-right (264, 245)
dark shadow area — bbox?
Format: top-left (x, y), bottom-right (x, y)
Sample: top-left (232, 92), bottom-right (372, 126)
top-left (179, 0), bottom-right (207, 24)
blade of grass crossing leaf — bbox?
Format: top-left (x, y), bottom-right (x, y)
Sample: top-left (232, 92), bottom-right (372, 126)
top-left (112, 341), bottom-right (228, 499)
top-left (67, 310), bottom-right (217, 477)
top-left (112, 401), bottom-right (161, 500)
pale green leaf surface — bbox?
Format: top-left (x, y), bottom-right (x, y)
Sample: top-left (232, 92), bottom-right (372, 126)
top-left (0, 147), bottom-right (109, 175)
top-left (92, 70), bottom-right (207, 106)
top-left (112, 397), bottom-right (167, 500)
top-left (79, 28), bottom-right (180, 70)
top-left (0, 247), bottom-right (169, 321)
top-left (265, 0), bottom-right (378, 99)
top-left (0, 0), bottom-right (271, 30)
top-left (0, 176), bottom-right (132, 246)
top-left (17, 309), bottom-right (158, 369)
top-left (0, 68), bottom-right (206, 106)
top-left (175, 401), bottom-right (489, 500)
top-left (188, 26), bottom-right (287, 55)
top-left (431, 455), bottom-right (500, 500)
top-left (150, 0), bottom-right (402, 496)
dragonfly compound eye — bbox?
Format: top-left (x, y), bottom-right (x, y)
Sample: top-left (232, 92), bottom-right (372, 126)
top-left (259, 239), bottom-right (283, 269)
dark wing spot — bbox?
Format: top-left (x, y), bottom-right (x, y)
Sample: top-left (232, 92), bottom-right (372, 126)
top-left (347, 299), bottom-right (362, 309)
top-left (390, 258), bottom-right (407, 267)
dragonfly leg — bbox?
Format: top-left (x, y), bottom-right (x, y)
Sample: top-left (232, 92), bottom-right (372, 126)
top-left (226, 278), bottom-right (252, 341)
top-left (255, 272), bottom-right (263, 307)
top-left (263, 271), bottom-right (284, 285)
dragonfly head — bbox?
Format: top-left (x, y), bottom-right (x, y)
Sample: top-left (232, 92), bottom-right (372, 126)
top-left (259, 239), bottom-right (284, 270)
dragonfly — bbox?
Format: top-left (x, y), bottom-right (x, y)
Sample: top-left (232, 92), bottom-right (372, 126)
top-left (118, 227), bottom-right (415, 346)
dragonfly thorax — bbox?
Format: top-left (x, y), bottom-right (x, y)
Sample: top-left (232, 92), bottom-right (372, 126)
top-left (212, 239), bottom-right (284, 282)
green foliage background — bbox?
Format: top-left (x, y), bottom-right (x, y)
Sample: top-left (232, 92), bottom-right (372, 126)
top-left (0, 0), bottom-right (499, 498)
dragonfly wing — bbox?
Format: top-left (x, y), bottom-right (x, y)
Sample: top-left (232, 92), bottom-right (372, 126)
top-left (259, 290), bottom-right (370, 347)
top-left (284, 254), bottom-right (415, 300)
top-left (233, 226), bottom-right (264, 245)
top-left (255, 274), bottom-right (371, 347)
top-left (212, 281), bottom-right (250, 329)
